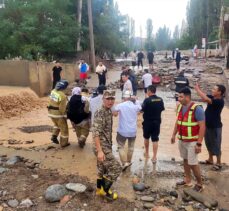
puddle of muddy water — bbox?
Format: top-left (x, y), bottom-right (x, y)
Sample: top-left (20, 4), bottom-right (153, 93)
top-left (18, 125), bottom-right (53, 133)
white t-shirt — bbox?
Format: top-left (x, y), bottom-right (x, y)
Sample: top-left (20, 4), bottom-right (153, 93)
top-left (114, 101), bottom-right (142, 137)
top-left (142, 73), bottom-right (152, 88)
top-left (89, 95), bottom-right (103, 123)
top-left (123, 79), bottom-right (133, 94)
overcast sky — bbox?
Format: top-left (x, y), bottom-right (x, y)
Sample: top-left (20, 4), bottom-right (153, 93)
top-left (115, 0), bottom-right (189, 37)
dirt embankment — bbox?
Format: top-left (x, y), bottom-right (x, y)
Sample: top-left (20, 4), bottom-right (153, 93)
top-left (0, 89), bottom-right (47, 119)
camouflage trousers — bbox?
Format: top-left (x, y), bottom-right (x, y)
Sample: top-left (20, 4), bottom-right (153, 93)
top-left (51, 117), bottom-right (69, 147)
top-left (71, 119), bottom-right (90, 144)
top-left (96, 149), bottom-right (122, 182)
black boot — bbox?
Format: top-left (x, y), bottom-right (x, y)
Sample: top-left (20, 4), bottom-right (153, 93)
top-left (102, 177), bottom-right (118, 200)
top-left (51, 135), bottom-right (59, 144)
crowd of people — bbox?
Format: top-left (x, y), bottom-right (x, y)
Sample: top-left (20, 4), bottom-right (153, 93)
top-left (49, 57), bottom-right (226, 201)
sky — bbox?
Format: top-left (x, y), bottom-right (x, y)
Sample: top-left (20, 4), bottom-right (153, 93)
top-left (115, 0), bottom-right (189, 37)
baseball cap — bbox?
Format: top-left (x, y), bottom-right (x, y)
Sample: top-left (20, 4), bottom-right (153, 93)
top-left (103, 90), bottom-right (115, 99)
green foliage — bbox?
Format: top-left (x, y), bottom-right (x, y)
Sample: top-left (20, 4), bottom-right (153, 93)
top-left (186, 0), bottom-right (222, 47)
top-left (155, 25), bottom-right (171, 50)
top-left (0, 0), bottom-right (128, 60)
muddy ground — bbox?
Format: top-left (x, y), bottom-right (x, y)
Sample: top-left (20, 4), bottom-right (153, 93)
top-left (1, 56), bottom-right (229, 210)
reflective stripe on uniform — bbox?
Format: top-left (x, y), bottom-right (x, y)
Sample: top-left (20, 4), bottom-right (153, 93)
top-left (48, 114), bottom-right (67, 118)
top-left (50, 90), bottom-right (62, 102)
top-left (177, 135), bottom-right (198, 139)
top-left (175, 80), bottom-right (187, 84)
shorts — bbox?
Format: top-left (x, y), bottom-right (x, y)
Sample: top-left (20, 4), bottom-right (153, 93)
top-left (80, 73), bottom-right (87, 79)
top-left (148, 60), bottom-right (153, 65)
top-left (178, 141), bottom-right (198, 165)
top-left (116, 132), bottom-right (136, 145)
top-left (205, 127), bottom-right (222, 156)
top-left (144, 88), bottom-right (148, 93)
top-left (143, 121), bottom-right (160, 141)
top-left (132, 61), bottom-right (136, 67)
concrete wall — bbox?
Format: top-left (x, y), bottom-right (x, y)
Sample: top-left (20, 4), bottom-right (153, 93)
top-left (0, 60), bottom-right (29, 86)
top-left (0, 60), bottom-right (78, 97)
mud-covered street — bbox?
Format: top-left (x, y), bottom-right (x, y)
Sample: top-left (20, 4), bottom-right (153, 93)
top-left (1, 56), bottom-right (229, 210)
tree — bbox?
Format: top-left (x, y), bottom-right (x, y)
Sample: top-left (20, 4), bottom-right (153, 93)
top-left (144, 18), bottom-right (155, 51)
top-left (155, 25), bottom-right (171, 50)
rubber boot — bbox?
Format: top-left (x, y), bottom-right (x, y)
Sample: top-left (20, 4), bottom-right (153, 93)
top-left (96, 178), bottom-right (106, 196)
top-left (102, 177), bottom-right (118, 200)
top-left (60, 136), bottom-right (70, 148)
top-left (51, 135), bottom-right (59, 144)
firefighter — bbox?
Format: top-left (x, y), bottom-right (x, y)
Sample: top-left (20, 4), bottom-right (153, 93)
top-left (47, 80), bottom-right (69, 147)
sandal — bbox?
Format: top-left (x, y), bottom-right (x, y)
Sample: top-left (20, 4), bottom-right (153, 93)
top-left (176, 181), bottom-right (193, 187)
top-left (193, 184), bottom-right (204, 192)
top-left (199, 160), bottom-right (213, 165)
top-left (212, 164), bottom-right (222, 171)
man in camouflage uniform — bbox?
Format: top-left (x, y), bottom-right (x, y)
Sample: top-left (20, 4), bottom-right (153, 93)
top-left (47, 80), bottom-right (69, 147)
top-left (92, 90), bottom-right (122, 200)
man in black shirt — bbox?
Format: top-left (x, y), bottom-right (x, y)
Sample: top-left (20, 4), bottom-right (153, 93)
top-left (195, 84), bottom-right (226, 170)
top-left (174, 71), bottom-right (189, 104)
top-left (137, 50), bottom-right (144, 70)
top-left (175, 48), bottom-right (181, 70)
top-left (52, 61), bottom-right (63, 89)
top-left (142, 85), bottom-right (165, 163)
top-left (147, 50), bottom-right (154, 70)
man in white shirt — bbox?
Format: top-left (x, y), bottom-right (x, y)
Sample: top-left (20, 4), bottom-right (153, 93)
top-left (142, 69), bottom-right (152, 98)
top-left (89, 85), bottom-right (107, 124)
top-left (121, 73), bottom-right (133, 98)
top-left (113, 90), bottom-right (142, 171)
top-left (96, 61), bottom-right (107, 86)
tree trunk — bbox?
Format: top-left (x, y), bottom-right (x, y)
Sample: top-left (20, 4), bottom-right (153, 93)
top-left (87, 0), bottom-right (96, 72)
top-left (77, 0), bottom-right (82, 52)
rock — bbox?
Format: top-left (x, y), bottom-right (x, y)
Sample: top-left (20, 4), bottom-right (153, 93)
top-left (6, 156), bottom-right (22, 165)
top-left (65, 183), bottom-right (87, 193)
top-left (19, 198), bottom-right (33, 208)
top-left (152, 206), bottom-right (172, 211)
top-left (0, 167), bottom-right (8, 174)
top-left (184, 205), bottom-right (194, 211)
top-left (133, 183), bottom-right (145, 192)
top-left (25, 140), bottom-right (34, 144)
top-left (8, 199), bottom-right (19, 208)
top-left (32, 174), bottom-right (39, 179)
top-left (25, 162), bottom-right (36, 169)
top-left (171, 157), bottom-right (175, 162)
top-left (140, 196), bottom-right (154, 202)
top-left (45, 184), bottom-right (68, 202)
top-left (143, 203), bottom-right (155, 209)
top-left (169, 190), bottom-right (178, 198)
top-left (8, 139), bottom-right (21, 145)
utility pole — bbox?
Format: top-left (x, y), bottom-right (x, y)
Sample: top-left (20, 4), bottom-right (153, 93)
top-left (77, 0), bottom-right (82, 52)
top-left (87, 0), bottom-right (96, 72)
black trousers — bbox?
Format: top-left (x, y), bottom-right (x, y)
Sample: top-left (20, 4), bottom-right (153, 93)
top-left (137, 60), bottom-right (143, 68)
top-left (52, 79), bottom-right (60, 89)
top-left (98, 74), bottom-right (106, 85)
top-left (176, 61), bottom-right (180, 70)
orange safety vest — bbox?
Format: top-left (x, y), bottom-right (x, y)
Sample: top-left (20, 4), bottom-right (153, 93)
top-left (176, 102), bottom-right (200, 142)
